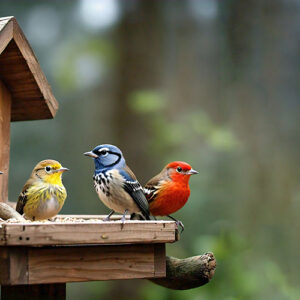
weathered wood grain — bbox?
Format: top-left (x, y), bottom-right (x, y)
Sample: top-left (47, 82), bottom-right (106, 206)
top-left (0, 81), bottom-right (11, 203)
top-left (0, 244), bottom-right (166, 285)
top-left (7, 247), bottom-right (28, 285)
top-left (0, 220), bottom-right (177, 246)
top-left (0, 17), bottom-right (13, 55)
top-left (0, 247), bottom-right (28, 285)
top-left (12, 18), bottom-right (58, 119)
top-left (0, 16), bottom-right (58, 121)
top-left (28, 244), bottom-right (162, 284)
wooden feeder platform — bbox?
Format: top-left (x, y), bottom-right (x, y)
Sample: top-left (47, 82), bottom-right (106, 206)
top-left (0, 215), bottom-right (178, 286)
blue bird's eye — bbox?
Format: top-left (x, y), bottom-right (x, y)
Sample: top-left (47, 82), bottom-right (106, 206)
top-left (99, 149), bottom-right (108, 157)
top-left (45, 166), bottom-right (51, 173)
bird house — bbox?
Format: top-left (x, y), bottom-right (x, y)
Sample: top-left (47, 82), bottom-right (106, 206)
top-left (0, 17), bottom-right (180, 300)
top-left (0, 16), bottom-right (58, 203)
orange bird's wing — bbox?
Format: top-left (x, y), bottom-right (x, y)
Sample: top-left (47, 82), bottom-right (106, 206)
top-left (144, 168), bottom-right (169, 203)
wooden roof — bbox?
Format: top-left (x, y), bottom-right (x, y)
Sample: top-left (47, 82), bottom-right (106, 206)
top-left (0, 16), bottom-right (58, 121)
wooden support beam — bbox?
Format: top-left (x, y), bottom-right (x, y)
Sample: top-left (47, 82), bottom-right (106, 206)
top-left (0, 80), bottom-right (11, 203)
top-left (1, 283), bottom-right (66, 300)
top-left (0, 244), bottom-right (166, 285)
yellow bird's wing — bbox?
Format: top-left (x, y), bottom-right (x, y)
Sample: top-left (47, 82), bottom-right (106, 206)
top-left (16, 179), bottom-right (34, 215)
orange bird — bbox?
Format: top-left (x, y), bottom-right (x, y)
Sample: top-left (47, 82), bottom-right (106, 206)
top-left (144, 161), bottom-right (198, 231)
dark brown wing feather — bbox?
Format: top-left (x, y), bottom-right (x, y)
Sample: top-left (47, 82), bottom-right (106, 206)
top-left (144, 168), bottom-right (169, 203)
top-left (123, 165), bottom-right (150, 220)
top-left (16, 179), bottom-right (33, 215)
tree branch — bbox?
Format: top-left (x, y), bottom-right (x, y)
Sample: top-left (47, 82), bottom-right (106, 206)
top-left (150, 252), bottom-right (216, 290)
top-left (0, 202), bottom-right (25, 221)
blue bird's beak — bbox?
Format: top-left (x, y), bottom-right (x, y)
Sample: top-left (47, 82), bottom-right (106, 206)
top-left (84, 151), bottom-right (98, 158)
top-left (186, 169), bottom-right (198, 175)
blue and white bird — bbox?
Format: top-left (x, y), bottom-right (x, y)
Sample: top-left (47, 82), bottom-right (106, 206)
top-left (84, 144), bottom-right (150, 222)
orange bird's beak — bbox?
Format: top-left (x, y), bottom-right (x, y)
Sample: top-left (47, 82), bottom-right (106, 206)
top-left (186, 169), bottom-right (198, 175)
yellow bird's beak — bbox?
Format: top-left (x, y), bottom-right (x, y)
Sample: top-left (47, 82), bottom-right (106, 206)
top-left (54, 167), bottom-right (69, 173)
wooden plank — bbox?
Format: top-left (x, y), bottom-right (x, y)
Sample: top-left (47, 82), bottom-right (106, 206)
top-left (0, 244), bottom-right (167, 285)
top-left (12, 18), bottom-right (58, 119)
top-left (0, 17), bottom-right (14, 29)
top-left (55, 214), bottom-right (131, 220)
top-left (1, 220), bottom-right (177, 246)
top-left (0, 247), bottom-right (28, 285)
top-left (0, 80), bottom-right (11, 203)
top-left (7, 247), bottom-right (28, 285)
top-left (11, 101), bottom-right (52, 122)
top-left (1, 283), bottom-right (66, 300)
top-left (0, 18), bottom-right (13, 56)
top-left (0, 247), bottom-right (10, 284)
top-left (27, 244), bottom-right (162, 284)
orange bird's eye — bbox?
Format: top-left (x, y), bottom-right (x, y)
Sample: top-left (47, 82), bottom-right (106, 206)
top-left (176, 166), bottom-right (182, 173)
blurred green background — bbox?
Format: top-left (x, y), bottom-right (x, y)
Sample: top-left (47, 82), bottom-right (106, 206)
top-left (1, 0), bottom-right (300, 299)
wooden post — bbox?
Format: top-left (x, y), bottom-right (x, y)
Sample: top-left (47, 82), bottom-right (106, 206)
top-left (1, 284), bottom-right (66, 300)
top-left (0, 80), bottom-right (11, 203)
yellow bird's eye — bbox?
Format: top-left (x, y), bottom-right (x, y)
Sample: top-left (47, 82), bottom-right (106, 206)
top-left (45, 166), bottom-right (51, 173)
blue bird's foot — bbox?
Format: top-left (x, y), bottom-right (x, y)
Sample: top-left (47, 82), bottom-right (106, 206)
top-left (104, 210), bottom-right (115, 221)
top-left (121, 209), bottom-right (128, 229)
top-left (167, 215), bottom-right (184, 233)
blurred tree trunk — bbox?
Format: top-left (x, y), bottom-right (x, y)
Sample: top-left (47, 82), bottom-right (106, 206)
top-left (112, 0), bottom-right (164, 184)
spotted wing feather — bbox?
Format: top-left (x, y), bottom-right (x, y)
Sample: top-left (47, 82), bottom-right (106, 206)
top-left (121, 166), bottom-right (150, 220)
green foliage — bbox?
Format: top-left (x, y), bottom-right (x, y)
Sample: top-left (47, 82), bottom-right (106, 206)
top-left (128, 89), bottom-right (239, 156)
top-left (128, 90), bottom-right (166, 113)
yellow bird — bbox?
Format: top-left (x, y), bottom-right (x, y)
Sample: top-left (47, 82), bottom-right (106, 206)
top-left (16, 160), bottom-right (68, 221)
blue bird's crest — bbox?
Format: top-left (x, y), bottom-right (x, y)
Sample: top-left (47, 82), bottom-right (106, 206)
top-left (84, 144), bottom-right (125, 173)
